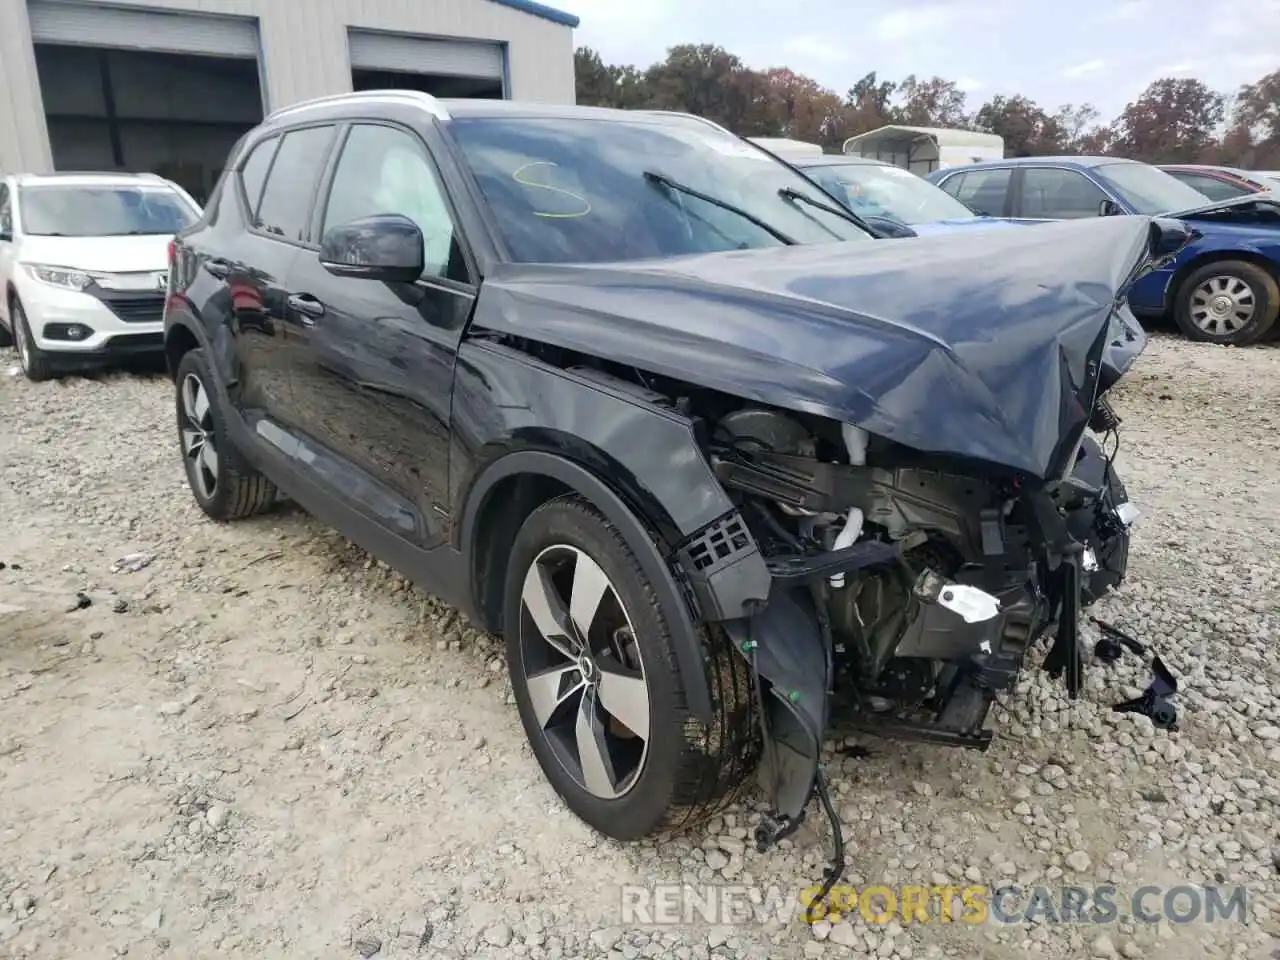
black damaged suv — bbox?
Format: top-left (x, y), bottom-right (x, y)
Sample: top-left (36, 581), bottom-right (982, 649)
top-left (164, 91), bottom-right (1167, 851)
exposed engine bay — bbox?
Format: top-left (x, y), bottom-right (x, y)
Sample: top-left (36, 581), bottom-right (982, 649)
top-left (675, 397), bottom-right (1153, 871)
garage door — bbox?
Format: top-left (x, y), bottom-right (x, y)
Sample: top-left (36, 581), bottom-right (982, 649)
top-left (27, 0), bottom-right (259, 58)
top-left (348, 30), bottom-right (504, 79)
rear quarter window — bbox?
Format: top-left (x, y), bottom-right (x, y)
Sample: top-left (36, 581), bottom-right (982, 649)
top-left (238, 135), bottom-right (279, 218)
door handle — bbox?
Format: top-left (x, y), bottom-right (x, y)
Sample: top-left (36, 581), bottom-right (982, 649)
top-left (204, 258), bottom-right (231, 279)
top-left (287, 293), bottom-right (325, 323)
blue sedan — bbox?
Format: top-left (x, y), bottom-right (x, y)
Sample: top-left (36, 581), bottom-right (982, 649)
top-left (926, 157), bottom-right (1280, 345)
top-left (790, 155), bottom-right (1030, 238)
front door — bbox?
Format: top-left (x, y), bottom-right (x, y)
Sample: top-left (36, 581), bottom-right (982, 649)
top-left (284, 121), bottom-right (476, 548)
top-left (1013, 167), bottom-right (1112, 220)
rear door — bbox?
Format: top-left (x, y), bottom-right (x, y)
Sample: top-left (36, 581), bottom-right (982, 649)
top-left (282, 120), bottom-right (477, 548)
top-left (222, 123), bottom-right (338, 428)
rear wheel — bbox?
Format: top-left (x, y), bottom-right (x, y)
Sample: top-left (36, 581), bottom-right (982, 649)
top-left (1173, 260), bottom-right (1279, 345)
top-left (503, 495), bottom-right (758, 841)
top-left (175, 348), bottom-right (277, 521)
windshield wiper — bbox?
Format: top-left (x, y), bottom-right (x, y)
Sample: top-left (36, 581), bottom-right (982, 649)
top-left (778, 187), bottom-right (879, 236)
top-left (643, 171), bottom-right (797, 245)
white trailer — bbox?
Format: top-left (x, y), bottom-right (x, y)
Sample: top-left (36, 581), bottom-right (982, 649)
top-left (841, 125), bottom-right (1004, 175)
top-left (748, 137), bottom-right (825, 160)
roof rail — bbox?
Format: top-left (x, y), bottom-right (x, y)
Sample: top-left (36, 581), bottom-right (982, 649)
top-left (636, 109), bottom-right (735, 136)
top-left (267, 89), bottom-right (450, 123)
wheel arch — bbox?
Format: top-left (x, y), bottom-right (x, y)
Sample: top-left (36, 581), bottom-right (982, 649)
top-left (460, 446), bottom-right (716, 723)
top-left (1164, 248), bottom-right (1280, 314)
top-left (164, 320), bottom-right (200, 382)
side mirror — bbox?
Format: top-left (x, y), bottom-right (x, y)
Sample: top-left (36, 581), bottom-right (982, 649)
top-left (319, 214), bottom-right (424, 283)
top-left (1099, 198), bottom-right (1123, 217)
top-left (1148, 217), bottom-right (1195, 261)
top-left (861, 215), bottom-right (919, 239)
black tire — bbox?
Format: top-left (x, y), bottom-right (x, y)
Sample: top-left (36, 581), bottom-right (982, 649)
top-left (0, 302), bottom-right (13, 348)
top-left (11, 298), bottom-right (56, 382)
top-left (1173, 259), bottom-right (1279, 346)
top-left (503, 494), bottom-right (759, 841)
top-left (175, 348), bottom-right (277, 522)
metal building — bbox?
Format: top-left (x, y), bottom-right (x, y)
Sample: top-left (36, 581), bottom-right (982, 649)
top-left (0, 0), bottom-right (579, 201)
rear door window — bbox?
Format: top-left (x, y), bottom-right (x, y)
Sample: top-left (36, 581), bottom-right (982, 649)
top-left (1166, 171), bottom-right (1251, 202)
top-left (238, 135), bottom-right (279, 217)
top-left (254, 125), bottom-right (336, 243)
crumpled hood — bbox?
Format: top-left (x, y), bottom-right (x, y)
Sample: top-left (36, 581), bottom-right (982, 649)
top-left (908, 217), bottom-right (1031, 236)
top-left (1165, 191), bottom-right (1280, 222)
top-left (472, 216), bottom-right (1162, 480)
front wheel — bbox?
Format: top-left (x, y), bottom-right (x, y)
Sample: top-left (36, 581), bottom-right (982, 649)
top-left (11, 299), bottom-right (56, 382)
top-left (1173, 260), bottom-right (1279, 346)
top-left (503, 495), bottom-right (758, 841)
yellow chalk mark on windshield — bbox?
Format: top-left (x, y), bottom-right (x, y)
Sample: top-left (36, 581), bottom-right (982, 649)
top-left (512, 161), bottom-right (592, 218)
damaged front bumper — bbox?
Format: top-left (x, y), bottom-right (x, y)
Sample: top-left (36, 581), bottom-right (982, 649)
top-left (681, 474), bottom-right (1156, 823)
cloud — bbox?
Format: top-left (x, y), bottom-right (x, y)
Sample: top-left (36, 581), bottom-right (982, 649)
top-left (1061, 59), bottom-right (1106, 79)
top-left (955, 76), bottom-right (983, 93)
top-left (869, 5), bottom-right (958, 43)
top-left (781, 35), bottom-right (845, 62)
top-left (1153, 61), bottom-right (1202, 76)
top-left (1093, 0), bottom-right (1154, 23)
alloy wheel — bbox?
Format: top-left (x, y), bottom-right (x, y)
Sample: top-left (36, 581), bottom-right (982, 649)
top-left (518, 544), bottom-right (651, 799)
top-left (1190, 275), bottom-right (1256, 336)
top-left (180, 373), bottom-right (219, 500)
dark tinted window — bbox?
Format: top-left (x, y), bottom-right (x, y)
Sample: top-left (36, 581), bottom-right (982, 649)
top-left (1164, 171), bottom-right (1250, 202)
top-left (16, 185), bottom-right (199, 236)
top-left (448, 115), bottom-right (871, 264)
top-left (1020, 168), bottom-right (1108, 219)
top-left (239, 135), bottom-right (278, 216)
top-left (942, 167), bottom-right (1012, 216)
top-left (255, 125), bottom-right (335, 242)
top-left (322, 124), bottom-right (468, 283)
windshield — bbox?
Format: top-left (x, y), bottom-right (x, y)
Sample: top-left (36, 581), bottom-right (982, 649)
top-left (447, 116), bottom-right (872, 264)
top-left (1092, 163), bottom-right (1211, 215)
top-left (801, 161), bottom-right (977, 225)
top-left (18, 185), bottom-right (198, 237)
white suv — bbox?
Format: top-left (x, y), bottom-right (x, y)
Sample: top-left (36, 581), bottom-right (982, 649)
top-left (0, 172), bottom-right (202, 380)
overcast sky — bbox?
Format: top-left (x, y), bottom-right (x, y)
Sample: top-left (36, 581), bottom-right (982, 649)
top-left (562, 0), bottom-right (1279, 123)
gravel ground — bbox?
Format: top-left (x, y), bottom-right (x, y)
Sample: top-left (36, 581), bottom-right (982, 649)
top-left (1, 336), bottom-right (1278, 960)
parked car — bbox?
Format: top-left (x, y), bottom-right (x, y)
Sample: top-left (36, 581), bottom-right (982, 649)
top-left (927, 157), bottom-right (1280, 345)
top-left (164, 93), bottom-right (1169, 856)
top-left (1157, 164), bottom-right (1279, 202)
top-left (788, 154), bottom-right (1029, 236)
top-left (0, 172), bottom-right (202, 380)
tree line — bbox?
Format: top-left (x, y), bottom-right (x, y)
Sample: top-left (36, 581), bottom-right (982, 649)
top-left (574, 45), bottom-right (1280, 168)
